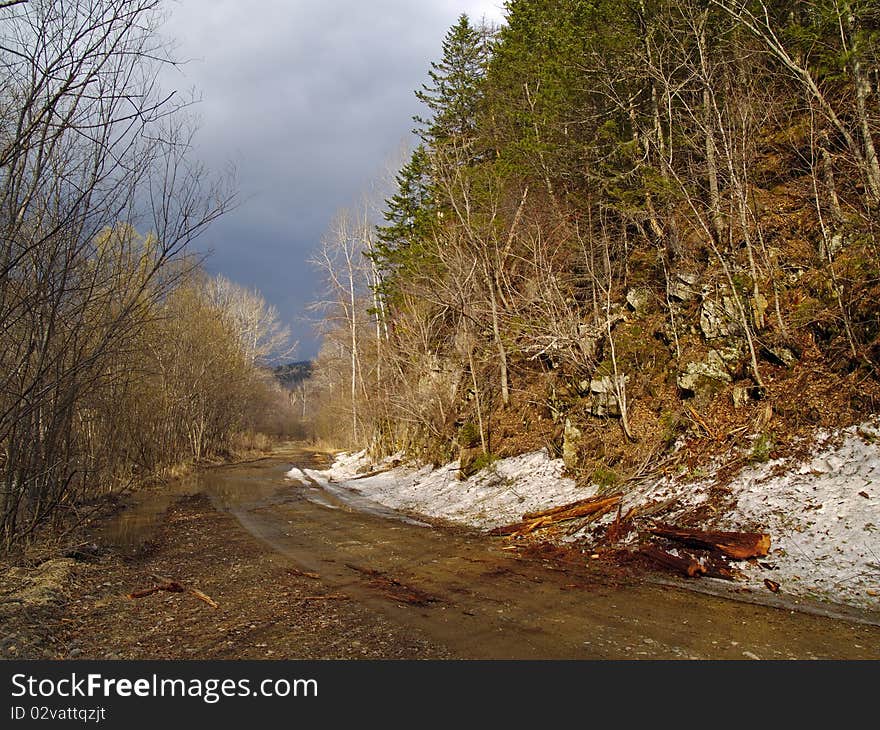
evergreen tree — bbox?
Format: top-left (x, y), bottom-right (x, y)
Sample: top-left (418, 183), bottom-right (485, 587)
top-left (374, 16), bottom-right (492, 296)
top-left (414, 13), bottom-right (492, 148)
top-left (374, 144), bottom-right (437, 280)
top-left (485, 0), bottom-right (640, 196)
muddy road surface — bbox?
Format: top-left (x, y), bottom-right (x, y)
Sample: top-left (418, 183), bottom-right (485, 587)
top-left (97, 446), bottom-right (880, 659)
top-left (5, 446), bottom-right (879, 660)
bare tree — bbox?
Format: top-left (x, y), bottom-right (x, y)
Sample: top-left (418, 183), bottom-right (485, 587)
top-left (310, 209), bottom-right (374, 444)
top-left (0, 0), bottom-right (233, 548)
top-left (203, 274), bottom-right (296, 366)
top-left (713, 0), bottom-right (880, 204)
top-left (432, 140), bottom-right (525, 408)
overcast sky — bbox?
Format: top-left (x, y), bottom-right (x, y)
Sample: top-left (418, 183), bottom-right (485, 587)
top-left (160, 1), bottom-right (506, 360)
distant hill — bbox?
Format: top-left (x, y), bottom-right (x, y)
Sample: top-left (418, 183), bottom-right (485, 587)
top-left (273, 361), bottom-right (313, 389)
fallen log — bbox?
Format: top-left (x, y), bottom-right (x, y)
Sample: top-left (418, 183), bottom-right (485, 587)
top-left (523, 493), bottom-right (621, 521)
top-left (566, 500), bottom-right (621, 536)
top-left (649, 525), bottom-right (770, 559)
top-left (702, 555), bottom-right (736, 581)
top-left (490, 494), bottom-right (622, 537)
top-left (638, 545), bottom-right (706, 578)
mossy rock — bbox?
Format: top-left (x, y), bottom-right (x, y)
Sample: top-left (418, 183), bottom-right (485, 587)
top-left (562, 418), bottom-right (582, 471)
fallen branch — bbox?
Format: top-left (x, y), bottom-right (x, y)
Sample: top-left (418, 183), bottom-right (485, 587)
top-left (606, 504), bottom-right (632, 544)
top-left (189, 588), bottom-right (219, 609)
top-left (566, 500), bottom-right (621, 536)
top-left (686, 406), bottom-right (716, 439)
top-left (649, 525), bottom-right (771, 559)
top-left (349, 461), bottom-right (400, 480)
top-left (490, 494), bottom-right (623, 537)
top-left (128, 574), bottom-right (219, 609)
top-left (628, 497), bottom-right (679, 520)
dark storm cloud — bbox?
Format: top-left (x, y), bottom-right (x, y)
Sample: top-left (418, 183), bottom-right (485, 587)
top-left (161, 1), bottom-right (504, 358)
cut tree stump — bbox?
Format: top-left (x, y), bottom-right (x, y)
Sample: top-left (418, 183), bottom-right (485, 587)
top-left (638, 545), bottom-right (706, 578)
top-left (648, 525), bottom-right (770, 559)
top-left (490, 494), bottom-right (622, 537)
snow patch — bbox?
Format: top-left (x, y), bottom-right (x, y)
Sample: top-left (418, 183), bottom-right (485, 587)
top-left (306, 449), bottom-right (584, 530)
top-left (301, 423), bottom-right (880, 611)
top-left (284, 466), bottom-right (308, 483)
top-left (724, 425), bottom-right (880, 609)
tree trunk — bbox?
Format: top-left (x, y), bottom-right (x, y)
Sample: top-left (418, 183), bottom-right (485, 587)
top-left (649, 525), bottom-right (771, 559)
top-left (486, 274), bottom-right (510, 407)
top-left (699, 13), bottom-right (725, 244)
top-left (847, 6), bottom-right (880, 204)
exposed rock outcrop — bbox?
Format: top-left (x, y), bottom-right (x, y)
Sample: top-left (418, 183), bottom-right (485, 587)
top-left (668, 272), bottom-right (699, 302)
top-left (699, 295), bottom-right (738, 340)
top-left (587, 374), bottom-right (626, 418)
top-left (562, 417), bottom-right (582, 471)
top-left (678, 349), bottom-right (733, 397)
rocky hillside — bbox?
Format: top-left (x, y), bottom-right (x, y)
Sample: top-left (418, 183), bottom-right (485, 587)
top-left (305, 2), bottom-right (880, 502)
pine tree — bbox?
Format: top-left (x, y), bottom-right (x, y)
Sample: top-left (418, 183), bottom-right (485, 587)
top-left (414, 13), bottom-right (491, 148)
top-left (374, 144), bottom-right (437, 278)
top-left (374, 16), bottom-right (491, 293)
top-left (485, 0), bottom-right (637, 195)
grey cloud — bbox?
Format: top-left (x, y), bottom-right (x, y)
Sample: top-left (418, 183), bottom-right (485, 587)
top-left (162, 0), bottom-right (504, 358)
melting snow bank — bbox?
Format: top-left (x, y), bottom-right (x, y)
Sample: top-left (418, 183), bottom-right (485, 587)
top-left (288, 450), bottom-right (582, 530)
top-left (724, 425), bottom-right (880, 609)
top-left (291, 424), bottom-right (880, 611)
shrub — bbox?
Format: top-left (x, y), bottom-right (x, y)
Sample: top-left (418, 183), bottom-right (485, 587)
top-left (750, 432), bottom-right (774, 463)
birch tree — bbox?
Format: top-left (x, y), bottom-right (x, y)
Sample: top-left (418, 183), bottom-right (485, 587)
top-left (311, 209), bottom-right (374, 443)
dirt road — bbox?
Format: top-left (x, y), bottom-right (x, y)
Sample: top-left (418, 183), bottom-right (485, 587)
top-left (3, 446), bottom-right (879, 659)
